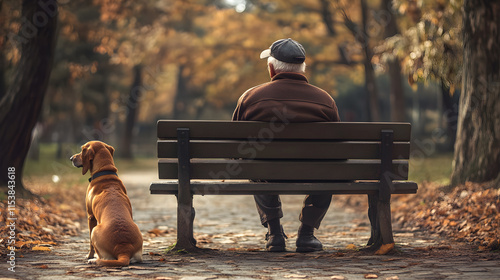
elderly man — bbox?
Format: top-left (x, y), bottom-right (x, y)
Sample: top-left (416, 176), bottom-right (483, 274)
top-left (232, 38), bottom-right (341, 252)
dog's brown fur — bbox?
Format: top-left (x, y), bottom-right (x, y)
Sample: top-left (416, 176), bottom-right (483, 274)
top-left (71, 141), bottom-right (143, 266)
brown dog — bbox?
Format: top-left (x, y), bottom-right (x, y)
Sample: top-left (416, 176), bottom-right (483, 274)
top-left (71, 141), bottom-right (143, 266)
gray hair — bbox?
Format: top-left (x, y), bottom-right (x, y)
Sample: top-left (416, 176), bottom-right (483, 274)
top-left (268, 56), bottom-right (306, 74)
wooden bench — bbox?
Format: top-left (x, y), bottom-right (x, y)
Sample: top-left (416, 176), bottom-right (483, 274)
top-left (150, 120), bottom-right (418, 253)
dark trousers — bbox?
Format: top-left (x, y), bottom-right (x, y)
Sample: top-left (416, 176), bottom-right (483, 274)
top-left (254, 194), bottom-right (332, 229)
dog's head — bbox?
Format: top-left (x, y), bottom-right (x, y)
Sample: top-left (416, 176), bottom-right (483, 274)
top-left (71, 141), bottom-right (115, 175)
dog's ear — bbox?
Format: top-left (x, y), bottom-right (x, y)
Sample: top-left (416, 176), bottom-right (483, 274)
top-left (104, 143), bottom-right (115, 157)
top-left (81, 145), bottom-right (95, 175)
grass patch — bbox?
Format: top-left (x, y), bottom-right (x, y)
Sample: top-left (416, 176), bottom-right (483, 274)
top-left (24, 143), bottom-right (156, 176)
top-left (408, 152), bottom-right (453, 185)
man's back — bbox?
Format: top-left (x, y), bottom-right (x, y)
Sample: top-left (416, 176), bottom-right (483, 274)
top-left (232, 72), bottom-right (340, 123)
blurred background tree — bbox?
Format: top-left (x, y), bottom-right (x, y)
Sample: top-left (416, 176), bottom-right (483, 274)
top-left (5, 0), bottom-right (495, 194)
top-left (379, 0), bottom-right (462, 150)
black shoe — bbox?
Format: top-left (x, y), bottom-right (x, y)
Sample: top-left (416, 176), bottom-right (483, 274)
top-left (266, 233), bottom-right (286, 252)
top-left (296, 224), bottom-right (323, 252)
top-left (265, 226), bottom-right (287, 252)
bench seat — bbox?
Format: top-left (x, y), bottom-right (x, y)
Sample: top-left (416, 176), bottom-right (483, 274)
top-left (150, 180), bottom-right (417, 195)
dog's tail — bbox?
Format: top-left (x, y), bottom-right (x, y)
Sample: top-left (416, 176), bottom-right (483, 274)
top-left (96, 253), bottom-right (130, 267)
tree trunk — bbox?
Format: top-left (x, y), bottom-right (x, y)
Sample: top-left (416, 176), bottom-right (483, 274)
top-left (387, 59), bottom-right (406, 121)
top-left (0, 1), bottom-right (6, 101)
top-left (121, 64), bottom-right (143, 159)
top-left (319, 0), bottom-right (336, 37)
top-left (341, 0), bottom-right (381, 121)
top-left (361, 0), bottom-right (381, 121)
top-left (0, 0), bottom-right (58, 197)
top-left (451, 0), bottom-right (500, 187)
top-left (440, 80), bottom-right (458, 151)
top-left (0, 51), bottom-right (6, 101)
top-left (173, 64), bottom-right (187, 119)
top-left (380, 0), bottom-right (406, 122)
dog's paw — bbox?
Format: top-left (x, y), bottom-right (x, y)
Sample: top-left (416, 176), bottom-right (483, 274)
top-left (87, 258), bottom-right (98, 265)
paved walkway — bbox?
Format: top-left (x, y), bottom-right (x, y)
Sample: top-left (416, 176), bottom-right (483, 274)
top-left (1, 172), bottom-right (499, 279)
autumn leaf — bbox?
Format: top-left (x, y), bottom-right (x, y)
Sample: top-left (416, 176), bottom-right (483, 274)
top-left (284, 274), bottom-right (308, 279)
top-left (346, 244), bottom-right (357, 250)
top-left (32, 246), bottom-right (51, 251)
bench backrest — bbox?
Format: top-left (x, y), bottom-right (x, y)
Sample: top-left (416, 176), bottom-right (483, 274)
top-left (157, 121), bottom-right (411, 181)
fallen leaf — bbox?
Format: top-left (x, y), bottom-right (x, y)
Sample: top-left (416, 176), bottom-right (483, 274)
top-left (32, 246), bottom-right (51, 251)
top-left (284, 274), bottom-right (308, 278)
top-left (128, 266), bottom-right (150, 270)
top-left (364, 274), bottom-right (378, 279)
top-left (346, 244), bottom-right (357, 250)
top-left (375, 243), bottom-right (394, 255)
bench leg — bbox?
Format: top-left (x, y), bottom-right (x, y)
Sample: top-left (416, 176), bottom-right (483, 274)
top-left (371, 130), bottom-right (396, 254)
top-left (173, 128), bottom-right (197, 251)
top-left (367, 194), bottom-right (380, 248)
top-left (367, 194), bottom-right (394, 255)
top-left (174, 195), bottom-right (197, 251)
top-left (376, 199), bottom-right (394, 254)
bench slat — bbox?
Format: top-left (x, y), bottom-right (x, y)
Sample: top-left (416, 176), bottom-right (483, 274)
top-left (150, 181), bottom-right (418, 195)
top-left (158, 140), bottom-right (410, 160)
top-left (157, 121), bottom-right (411, 141)
top-left (158, 159), bottom-right (408, 181)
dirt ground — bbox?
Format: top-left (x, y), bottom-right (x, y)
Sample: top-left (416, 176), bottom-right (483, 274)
top-left (1, 171), bottom-right (499, 280)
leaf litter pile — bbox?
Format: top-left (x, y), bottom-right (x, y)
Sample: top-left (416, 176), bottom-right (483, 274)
top-left (0, 182), bottom-right (86, 255)
top-left (336, 180), bottom-right (500, 251)
top-left (393, 181), bottom-right (500, 251)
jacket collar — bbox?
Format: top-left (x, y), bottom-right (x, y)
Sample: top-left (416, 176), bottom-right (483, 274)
top-left (271, 72), bottom-right (308, 83)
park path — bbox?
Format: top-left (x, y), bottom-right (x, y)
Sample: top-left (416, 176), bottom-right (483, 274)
top-left (2, 171), bottom-right (500, 280)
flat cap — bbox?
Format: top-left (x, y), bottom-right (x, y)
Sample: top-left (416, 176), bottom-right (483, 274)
top-left (260, 38), bottom-right (306, 64)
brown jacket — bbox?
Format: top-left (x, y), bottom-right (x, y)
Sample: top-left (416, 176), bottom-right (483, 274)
top-left (232, 72), bottom-right (340, 122)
